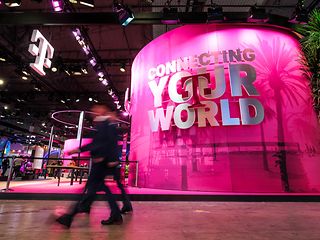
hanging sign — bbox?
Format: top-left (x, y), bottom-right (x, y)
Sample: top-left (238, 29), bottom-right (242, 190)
top-left (28, 29), bottom-right (54, 76)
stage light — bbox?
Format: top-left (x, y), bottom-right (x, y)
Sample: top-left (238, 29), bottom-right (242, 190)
top-left (113, 2), bottom-right (134, 26)
top-left (162, 7), bottom-right (179, 24)
top-left (51, 67), bottom-right (58, 72)
top-left (75, 98), bottom-right (80, 102)
top-left (22, 69), bottom-right (30, 76)
top-left (4, 0), bottom-right (21, 7)
top-left (207, 4), bottom-right (224, 22)
top-left (0, 79), bottom-right (4, 85)
top-left (247, 5), bottom-right (269, 23)
top-left (88, 97), bottom-right (93, 101)
top-left (102, 79), bottom-right (108, 86)
top-left (289, 1), bottom-right (308, 24)
top-left (120, 63), bottom-right (126, 72)
top-left (79, 0), bottom-right (94, 7)
top-left (98, 71), bottom-right (104, 77)
top-left (51, 0), bottom-right (63, 12)
top-left (89, 57), bottom-right (97, 66)
top-left (4, 105), bottom-right (8, 110)
top-left (34, 84), bottom-right (41, 91)
top-left (0, 57), bottom-right (6, 62)
top-left (21, 76), bottom-right (28, 80)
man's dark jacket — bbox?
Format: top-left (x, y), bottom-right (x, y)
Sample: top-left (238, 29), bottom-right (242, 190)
top-left (80, 119), bottom-right (118, 163)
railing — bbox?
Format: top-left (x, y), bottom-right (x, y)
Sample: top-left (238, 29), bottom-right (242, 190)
top-left (1, 156), bottom-right (139, 192)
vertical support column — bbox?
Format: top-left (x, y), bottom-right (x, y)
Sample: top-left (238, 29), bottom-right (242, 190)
top-left (76, 111), bottom-right (85, 167)
top-left (47, 126), bottom-right (54, 160)
top-left (44, 126), bottom-right (54, 179)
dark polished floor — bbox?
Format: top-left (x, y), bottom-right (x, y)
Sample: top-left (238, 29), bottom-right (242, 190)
top-left (0, 200), bottom-right (319, 240)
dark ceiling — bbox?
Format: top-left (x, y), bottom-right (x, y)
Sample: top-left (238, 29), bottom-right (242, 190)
top-left (0, 0), bottom-right (319, 145)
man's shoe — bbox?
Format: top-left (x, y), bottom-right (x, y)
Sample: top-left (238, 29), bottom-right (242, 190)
top-left (56, 214), bottom-right (73, 228)
top-left (101, 215), bottom-right (123, 225)
top-left (120, 205), bottom-right (133, 214)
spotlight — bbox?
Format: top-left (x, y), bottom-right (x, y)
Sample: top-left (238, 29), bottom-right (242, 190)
top-left (0, 79), bottom-right (4, 85)
top-left (88, 97), bottom-right (93, 101)
top-left (162, 7), bottom-right (179, 24)
top-left (51, 67), bottom-right (58, 72)
top-left (89, 57), bottom-right (97, 66)
top-left (120, 63), bottom-right (126, 72)
top-left (113, 2), bottom-right (134, 26)
top-left (34, 84), bottom-right (41, 91)
top-left (98, 72), bottom-right (104, 77)
top-left (4, 0), bottom-right (21, 7)
top-left (79, 0), bottom-right (94, 7)
top-left (247, 5), bottom-right (269, 23)
top-left (51, 0), bottom-right (63, 12)
top-left (21, 76), bottom-right (28, 80)
top-left (0, 56), bottom-right (6, 62)
top-left (102, 79), bottom-right (108, 86)
top-left (4, 105), bottom-right (8, 110)
top-left (75, 98), bottom-right (80, 102)
top-left (289, 1), bottom-right (308, 24)
top-left (207, 4), bottom-right (224, 22)
top-left (22, 69), bottom-right (30, 76)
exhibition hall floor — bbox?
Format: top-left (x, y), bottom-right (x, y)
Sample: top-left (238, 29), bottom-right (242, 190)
top-left (0, 200), bottom-right (320, 240)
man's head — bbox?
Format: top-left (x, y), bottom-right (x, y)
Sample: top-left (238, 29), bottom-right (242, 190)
top-left (91, 104), bottom-right (117, 121)
top-left (91, 104), bottom-right (111, 116)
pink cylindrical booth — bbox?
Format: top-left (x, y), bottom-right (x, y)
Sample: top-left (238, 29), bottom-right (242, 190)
top-left (130, 24), bottom-right (320, 193)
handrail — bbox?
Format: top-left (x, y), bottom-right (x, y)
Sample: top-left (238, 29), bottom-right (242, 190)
top-left (1, 156), bottom-right (139, 190)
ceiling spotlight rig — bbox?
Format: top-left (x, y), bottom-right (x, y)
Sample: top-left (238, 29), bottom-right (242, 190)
top-left (289, 0), bottom-right (308, 24)
top-left (113, 1), bottom-right (134, 26)
top-left (71, 27), bottom-right (122, 110)
top-left (51, 0), bottom-right (64, 12)
top-left (247, 4), bottom-right (269, 23)
top-left (207, 2), bottom-right (224, 23)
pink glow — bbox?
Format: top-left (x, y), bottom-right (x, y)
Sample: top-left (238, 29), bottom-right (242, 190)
top-left (52, 1), bottom-right (60, 7)
top-left (130, 24), bottom-right (320, 193)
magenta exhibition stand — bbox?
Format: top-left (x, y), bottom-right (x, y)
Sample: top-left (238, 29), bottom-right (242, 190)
top-left (129, 24), bottom-right (320, 193)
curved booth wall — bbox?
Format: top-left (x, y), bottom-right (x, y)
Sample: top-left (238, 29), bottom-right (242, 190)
top-left (130, 24), bottom-right (320, 193)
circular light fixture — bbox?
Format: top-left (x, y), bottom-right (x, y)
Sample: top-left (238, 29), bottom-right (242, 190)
top-left (88, 97), bottom-right (93, 102)
top-left (0, 79), bottom-right (4, 85)
top-left (51, 67), bottom-right (58, 72)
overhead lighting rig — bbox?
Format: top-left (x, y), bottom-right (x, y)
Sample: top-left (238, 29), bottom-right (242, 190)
top-left (247, 4), bottom-right (269, 23)
top-left (207, 3), bottom-right (224, 23)
top-left (289, 0), bottom-right (308, 24)
top-left (113, 1), bottom-right (135, 26)
top-left (71, 27), bottom-right (122, 110)
top-left (162, 7), bottom-right (179, 24)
